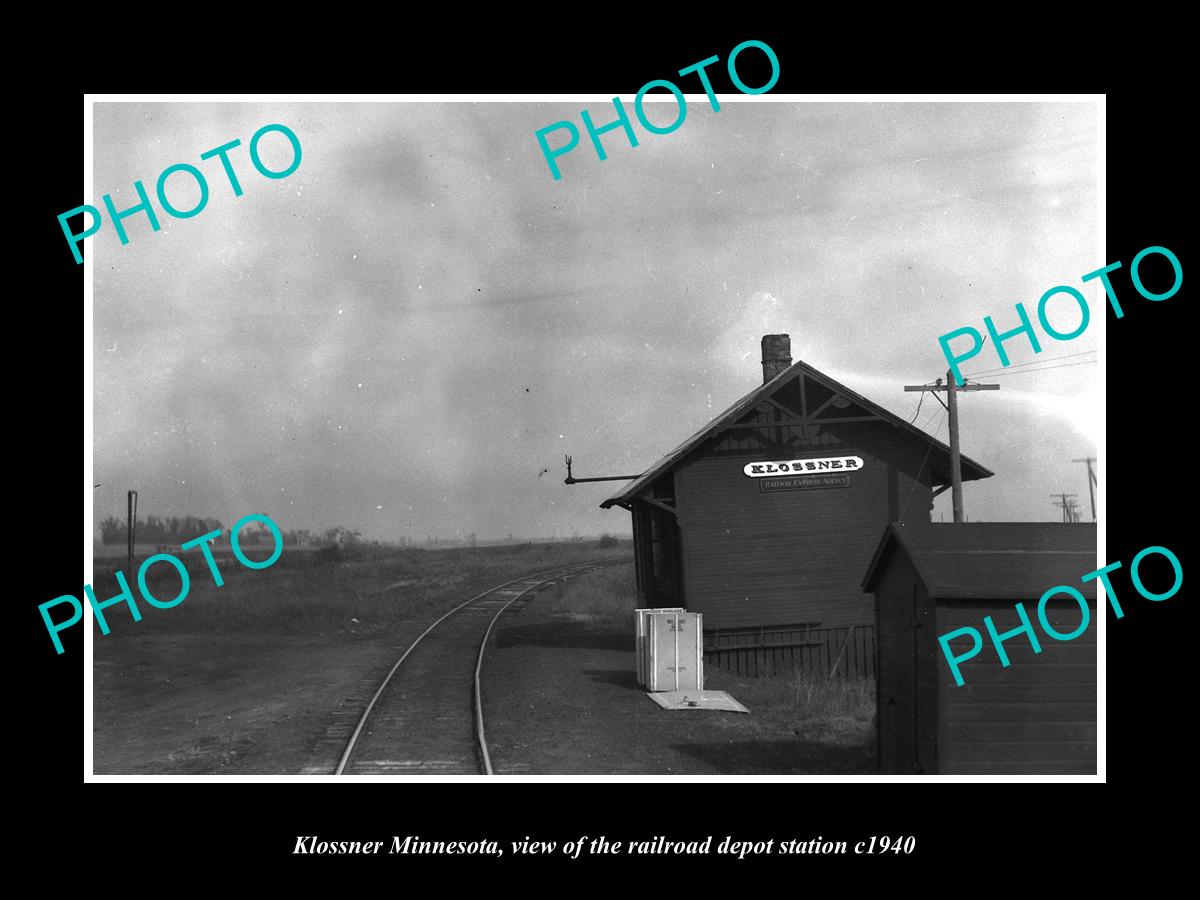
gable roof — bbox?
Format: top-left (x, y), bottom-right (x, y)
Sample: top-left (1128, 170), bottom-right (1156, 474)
top-left (861, 522), bottom-right (1098, 600)
top-left (601, 357), bottom-right (993, 509)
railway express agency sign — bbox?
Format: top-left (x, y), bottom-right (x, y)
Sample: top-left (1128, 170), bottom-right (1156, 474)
top-left (743, 455), bottom-right (864, 477)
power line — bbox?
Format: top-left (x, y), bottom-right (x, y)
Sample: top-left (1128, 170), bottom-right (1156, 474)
top-left (976, 359), bottom-right (1098, 380)
top-left (964, 354), bottom-right (1095, 381)
top-left (908, 387), bottom-right (928, 424)
top-left (899, 407), bottom-right (947, 522)
top-left (963, 350), bottom-right (1096, 379)
top-left (912, 390), bottom-right (946, 432)
top-left (984, 360), bottom-right (1096, 379)
top-left (914, 409), bottom-right (943, 432)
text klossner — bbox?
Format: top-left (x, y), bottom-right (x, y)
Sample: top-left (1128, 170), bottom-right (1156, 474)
top-left (42, 513), bottom-right (284, 654)
top-left (58, 123), bottom-right (302, 264)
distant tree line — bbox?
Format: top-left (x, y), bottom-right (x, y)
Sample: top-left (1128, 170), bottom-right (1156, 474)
top-left (99, 516), bottom-right (359, 548)
top-left (100, 515), bottom-right (226, 545)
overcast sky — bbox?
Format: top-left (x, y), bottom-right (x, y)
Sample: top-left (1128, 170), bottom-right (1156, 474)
top-left (92, 100), bottom-right (1100, 542)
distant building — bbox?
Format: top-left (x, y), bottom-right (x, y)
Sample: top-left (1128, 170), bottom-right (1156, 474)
top-left (863, 522), bottom-right (1096, 774)
top-left (601, 334), bottom-right (992, 676)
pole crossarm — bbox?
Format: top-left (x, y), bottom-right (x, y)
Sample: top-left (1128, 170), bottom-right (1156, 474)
top-left (904, 384), bottom-right (1000, 392)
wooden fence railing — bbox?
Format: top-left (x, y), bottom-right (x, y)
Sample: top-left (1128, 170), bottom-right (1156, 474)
top-left (704, 623), bottom-right (876, 680)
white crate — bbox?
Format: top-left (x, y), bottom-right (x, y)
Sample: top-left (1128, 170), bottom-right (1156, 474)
top-left (644, 611), bottom-right (703, 692)
top-left (635, 608), bottom-right (683, 687)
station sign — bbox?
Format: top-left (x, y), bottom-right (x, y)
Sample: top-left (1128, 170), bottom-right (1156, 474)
top-left (743, 455), bottom-right (864, 477)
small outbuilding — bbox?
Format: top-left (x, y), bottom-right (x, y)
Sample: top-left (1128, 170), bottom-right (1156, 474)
top-left (862, 522), bottom-right (1097, 775)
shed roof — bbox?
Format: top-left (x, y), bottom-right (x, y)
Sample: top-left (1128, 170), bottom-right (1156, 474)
top-left (861, 522), bottom-right (1099, 601)
top-left (601, 357), bottom-right (993, 508)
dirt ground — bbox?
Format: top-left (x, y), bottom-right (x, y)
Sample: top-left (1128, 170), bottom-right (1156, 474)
top-left (93, 546), bottom-right (875, 776)
top-left (94, 631), bottom-right (408, 774)
top-left (92, 543), bottom-right (625, 775)
top-left (483, 575), bottom-right (876, 776)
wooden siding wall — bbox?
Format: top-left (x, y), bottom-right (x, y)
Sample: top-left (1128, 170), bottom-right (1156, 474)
top-left (704, 623), bottom-right (875, 680)
top-left (873, 552), bottom-right (938, 774)
top-left (631, 502), bottom-right (647, 598)
top-left (937, 599), bottom-right (1097, 774)
top-left (674, 426), bottom-right (933, 631)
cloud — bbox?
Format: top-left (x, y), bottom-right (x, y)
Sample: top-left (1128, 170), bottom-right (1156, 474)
top-left (92, 100), bottom-right (1099, 540)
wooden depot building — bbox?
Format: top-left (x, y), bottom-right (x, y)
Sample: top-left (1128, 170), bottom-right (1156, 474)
top-left (863, 522), bottom-right (1097, 774)
top-left (600, 335), bottom-right (993, 677)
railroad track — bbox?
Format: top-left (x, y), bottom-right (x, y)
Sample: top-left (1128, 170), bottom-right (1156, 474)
top-left (334, 558), bottom-right (629, 776)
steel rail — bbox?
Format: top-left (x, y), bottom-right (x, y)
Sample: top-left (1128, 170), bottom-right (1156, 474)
top-left (335, 559), bottom-right (627, 775)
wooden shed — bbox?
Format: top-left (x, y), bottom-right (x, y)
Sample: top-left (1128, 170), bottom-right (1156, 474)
top-left (600, 335), bottom-right (993, 677)
top-left (862, 522), bottom-right (1097, 774)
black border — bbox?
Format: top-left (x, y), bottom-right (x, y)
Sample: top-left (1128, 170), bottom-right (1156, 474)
top-left (25, 24), bottom-right (1184, 881)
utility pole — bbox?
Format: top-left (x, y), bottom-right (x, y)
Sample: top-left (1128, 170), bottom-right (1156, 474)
top-left (1051, 493), bottom-right (1080, 523)
top-left (126, 489), bottom-right (138, 570)
top-left (905, 371), bottom-right (1000, 523)
top-left (1071, 457), bottom-right (1097, 520)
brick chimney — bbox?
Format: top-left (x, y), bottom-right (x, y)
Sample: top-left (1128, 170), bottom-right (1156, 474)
top-left (761, 334), bottom-right (792, 383)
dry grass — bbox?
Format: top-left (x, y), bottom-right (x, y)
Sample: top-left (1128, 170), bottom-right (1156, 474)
top-left (505, 560), bottom-right (876, 770)
top-left (87, 542), bottom-right (631, 638)
top-left (787, 670), bottom-right (876, 743)
top-left (727, 668), bottom-right (875, 744)
top-left (528, 563), bottom-right (875, 745)
top-left (532, 563), bottom-right (636, 627)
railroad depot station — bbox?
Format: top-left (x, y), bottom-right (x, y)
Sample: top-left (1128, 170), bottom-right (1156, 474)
top-left (598, 334), bottom-right (1097, 774)
top-left (600, 334), bottom-right (992, 676)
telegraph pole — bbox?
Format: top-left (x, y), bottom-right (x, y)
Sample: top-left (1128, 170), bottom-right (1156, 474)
top-left (946, 372), bottom-right (964, 522)
top-left (1071, 457), bottom-right (1097, 520)
top-left (127, 489), bottom-right (139, 570)
top-left (1051, 493), bottom-right (1079, 523)
top-left (905, 371), bottom-right (999, 523)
